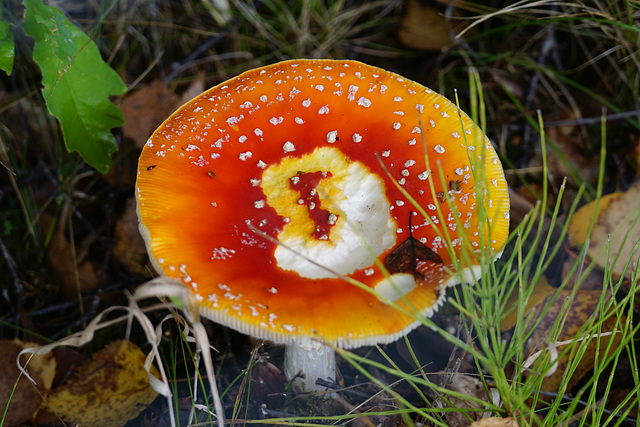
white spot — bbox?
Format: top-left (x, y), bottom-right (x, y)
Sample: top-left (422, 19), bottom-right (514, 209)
top-left (412, 126), bottom-right (421, 134)
top-left (302, 99), bottom-right (311, 107)
top-left (434, 144), bottom-right (445, 154)
top-left (394, 111), bottom-right (405, 116)
top-left (394, 96), bottom-right (403, 102)
top-left (185, 144), bottom-right (199, 152)
top-left (418, 171), bottom-right (429, 180)
top-left (254, 200), bottom-right (265, 209)
top-left (327, 213), bottom-right (338, 225)
top-left (441, 111), bottom-right (450, 118)
top-left (434, 103), bottom-right (440, 109)
top-left (250, 178), bottom-right (261, 186)
top-left (254, 128), bottom-right (263, 137)
top-left (211, 247), bottom-right (236, 260)
top-left (393, 122), bottom-right (401, 130)
top-left (268, 287), bottom-right (277, 294)
top-left (211, 153), bottom-right (220, 159)
top-left (430, 119), bottom-right (436, 127)
top-left (380, 84), bottom-right (387, 93)
top-left (290, 87), bottom-right (301, 99)
top-left (452, 131), bottom-right (461, 139)
top-left (326, 130), bottom-right (338, 143)
top-left (295, 117), bottom-right (304, 124)
top-left (428, 203), bottom-right (436, 210)
top-left (416, 104), bottom-right (424, 113)
top-left (207, 294), bottom-right (218, 307)
top-left (239, 151), bottom-right (252, 161)
top-left (314, 84), bottom-right (324, 91)
top-left (269, 116), bottom-right (284, 125)
top-left (283, 141), bottom-right (296, 153)
top-left (348, 85), bottom-right (358, 101)
top-left (374, 274), bottom-right (416, 303)
top-left (352, 133), bottom-right (362, 143)
top-left (401, 169), bottom-right (410, 177)
top-left (398, 178), bottom-right (406, 185)
top-left (259, 95), bottom-right (267, 102)
top-left (257, 160), bottom-right (267, 169)
top-left (318, 105), bottom-right (330, 114)
top-left (357, 97), bottom-right (371, 108)
top-left (408, 138), bottom-right (417, 146)
top-left (240, 101), bottom-right (253, 108)
top-left (239, 135), bottom-right (247, 143)
top-left (396, 200), bottom-right (404, 206)
top-left (364, 268), bottom-right (375, 276)
top-left (382, 150), bottom-right (391, 157)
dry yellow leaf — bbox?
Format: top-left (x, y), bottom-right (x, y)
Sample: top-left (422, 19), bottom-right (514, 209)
top-left (46, 340), bottom-right (159, 427)
top-left (470, 417), bottom-right (519, 427)
top-left (500, 275), bottom-right (557, 331)
top-left (569, 180), bottom-right (640, 278)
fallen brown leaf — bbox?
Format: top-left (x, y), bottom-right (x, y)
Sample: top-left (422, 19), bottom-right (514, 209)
top-left (524, 289), bottom-right (621, 393)
top-left (42, 213), bottom-right (100, 298)
top-left (429, 373), bottom-right (490, 426)
top-left (397, 0), bottom-right (470, 50)
top-left (114, 197), bottom-right (152, 276)
top-left (121, 79), bottom-right (181, 149)
top-left (0, 339), bottom-right (56, 426)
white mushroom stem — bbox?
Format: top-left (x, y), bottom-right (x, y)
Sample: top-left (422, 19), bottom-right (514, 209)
top-left (284, 337), bottom-right (336, 392)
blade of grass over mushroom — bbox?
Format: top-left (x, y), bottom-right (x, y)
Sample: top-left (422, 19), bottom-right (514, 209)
top-left (247, 221), bottom-right (428, 324)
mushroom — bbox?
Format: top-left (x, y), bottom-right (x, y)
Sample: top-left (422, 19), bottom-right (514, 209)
top-left (136, 59), bottom-right (510, 391)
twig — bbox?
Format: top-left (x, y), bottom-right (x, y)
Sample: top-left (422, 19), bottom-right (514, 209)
top-left (544, 110), bottom-right (640, 127)
top-left (0, 236), bottom-right (23, 327)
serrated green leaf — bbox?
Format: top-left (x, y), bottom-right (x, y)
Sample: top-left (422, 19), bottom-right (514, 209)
top-left (0, 18), bottom-right (14, 75)
top-left (22, 0), bottom-right (127, 173)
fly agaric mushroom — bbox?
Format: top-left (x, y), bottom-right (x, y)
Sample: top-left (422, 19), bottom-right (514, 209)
top-left (136, 59), bottom-right (509, 391)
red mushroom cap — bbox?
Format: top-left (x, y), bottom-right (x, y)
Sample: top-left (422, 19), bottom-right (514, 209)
top-left (136, 59), bottom-right (509, 348)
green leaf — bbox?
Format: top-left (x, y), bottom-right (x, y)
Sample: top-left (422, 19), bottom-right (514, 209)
top-left (0, 19), bottom-right (15, 75)
top-left (22, 0), bottom-right (127, 173)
